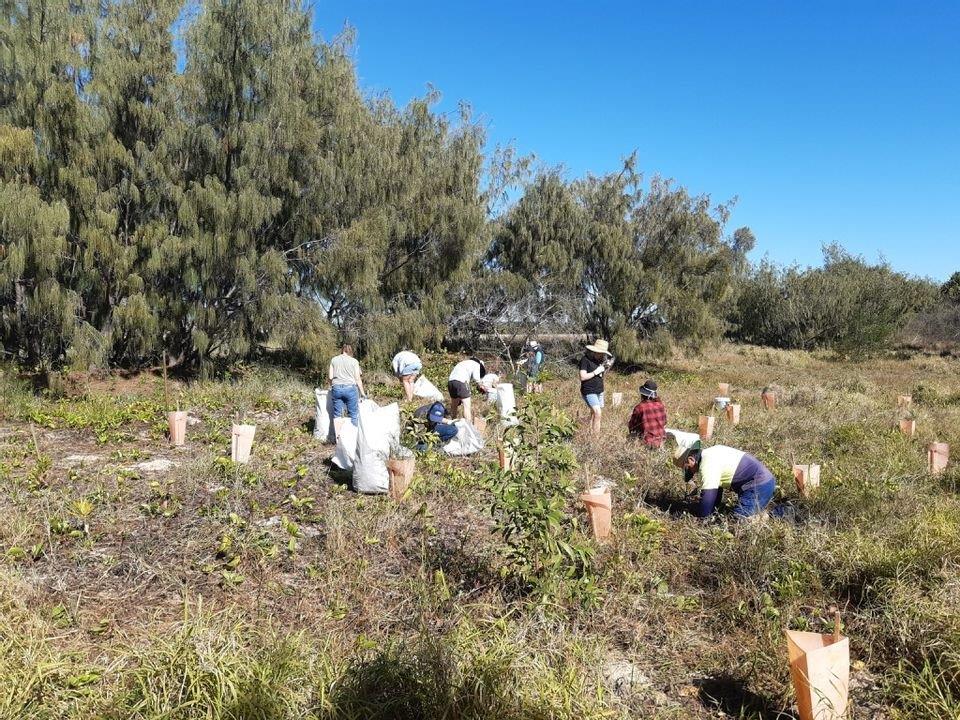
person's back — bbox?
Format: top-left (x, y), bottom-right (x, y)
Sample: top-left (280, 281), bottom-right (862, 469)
top-left (627, 380), bottom-right (665, 447)
top-left (330, 352), bottom-right (361, 387)
top-left (628, 397), bottom-right (667, 447)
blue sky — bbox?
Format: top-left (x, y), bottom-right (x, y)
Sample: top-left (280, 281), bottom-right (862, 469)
top-left (312, 1), bottom-right (958, 281)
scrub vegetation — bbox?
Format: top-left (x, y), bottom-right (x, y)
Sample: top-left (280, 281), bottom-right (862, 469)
top-left (1, 344), bottom-right (959, 719)
top-left (2, 1), bottom-right (956, 376)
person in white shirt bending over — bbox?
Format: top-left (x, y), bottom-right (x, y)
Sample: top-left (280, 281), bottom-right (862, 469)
top-left (391, 350), bottom-right (422, 402)
top-left (447, 356), bottom-right (487, 423)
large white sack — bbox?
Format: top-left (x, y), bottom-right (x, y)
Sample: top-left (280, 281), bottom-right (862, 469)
top-left (413, 376), bottom-right (444, 402)
top-left (331, 423), bottom-right (359, 470)
top-left (496, 382), bottom-right (518, 426)
top-left (442, 419), bottom-right (485, 456)
top-left (353, 402), bottom-right (401, 494)
top-left (313, 388), bottom-right (335, 443)
top-left (330, 399), bottom-right (382, 470)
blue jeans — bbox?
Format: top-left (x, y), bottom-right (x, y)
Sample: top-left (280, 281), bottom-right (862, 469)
top-left (733, 480), bottom-right (776, 518)
top-left (698, 480), bottom-right (776, 518)
top-left (331, 384), bottom-right (360, 426)
top-left (433, 422), bottom-right (458, 443)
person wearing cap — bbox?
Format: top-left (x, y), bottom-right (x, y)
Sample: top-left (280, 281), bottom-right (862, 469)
top-left (579, 339), bottom-right (614, 433)
top-left (447, 356), bottom-right (488, 423)
top-left (523, 339), bottom-right (545, 393)
top-left (628, 380), bottom-right (667, 448)
top-left (391, 350), bottom-right (423, 402)
top-left (413, 400), bottom-right (459, 445)
top-left (671, 440), bottom-right (776, 518)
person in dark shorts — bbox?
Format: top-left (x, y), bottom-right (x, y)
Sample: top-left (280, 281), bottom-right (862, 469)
top-left (672, 440), bottom-right (776, 518)
top-left (447, 356), bottom-right (486, 423)
top-left (579, 339), bottom-right (613, 434)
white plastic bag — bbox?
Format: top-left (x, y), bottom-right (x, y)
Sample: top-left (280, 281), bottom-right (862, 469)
top-left (354, 402), bottom-right (401, 494)
top-left (314, 388), bottom-right (335, 443)
top-left (496, 382), bottom-right (518, 426)
top-left (442, 419), bottom-right (486, 456)
top-left (353, 401), bottom-right (400, 492)
top-left (331, 423), bottom-right (359, 470)
top-left (413, 376), bottom-right (444, 402)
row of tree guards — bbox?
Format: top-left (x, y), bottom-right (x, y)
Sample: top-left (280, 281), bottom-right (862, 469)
top-left (159, 371), bottom-right (865, 719)
top-left (163, 354), bottom-right (258, 464)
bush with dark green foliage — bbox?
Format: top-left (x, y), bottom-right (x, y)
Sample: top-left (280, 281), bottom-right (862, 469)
top-left (731, 245), bottom-right (938, 354)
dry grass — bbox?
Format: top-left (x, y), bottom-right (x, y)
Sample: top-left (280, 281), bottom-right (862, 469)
top-left (0, 344), bottom-right (959, 718)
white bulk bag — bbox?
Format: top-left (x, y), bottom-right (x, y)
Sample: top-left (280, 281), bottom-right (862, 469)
top-left (413, 376), bottom-right (444, 402)
top-left (497, 382), bottom-right (518, 426)
top-left (330, 399), bottom-right (381, 470)
top-left (313, 388), bottom-right (335, 443)
top-left (442, 419), bottom-right (486, 456)
top-left (331, 423), bottom-right (359, 470)
top-left (354, 402), bottom-right (401, 494)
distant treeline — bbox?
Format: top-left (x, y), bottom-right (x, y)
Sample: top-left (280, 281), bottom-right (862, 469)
top-left (0, 1), bottom-right (954, 372)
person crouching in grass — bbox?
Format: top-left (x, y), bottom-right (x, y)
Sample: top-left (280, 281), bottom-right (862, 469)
top-left (671, 439), bottom-right (776, 519)
top-left (628, 379), bottom-right (666, 448)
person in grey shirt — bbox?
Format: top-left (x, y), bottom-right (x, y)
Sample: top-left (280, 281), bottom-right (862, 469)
top-left (328, 344), bottom-right (366, 427)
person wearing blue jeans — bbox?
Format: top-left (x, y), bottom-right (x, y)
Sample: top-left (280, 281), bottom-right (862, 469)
top-left (328, 345), bottom-right (366, 428)
top-left (672, 441), bottom-right (777, 518)
top-left (413, 401), bottom-right (458, 446)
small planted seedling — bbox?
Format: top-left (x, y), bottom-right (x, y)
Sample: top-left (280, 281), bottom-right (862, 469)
top-left (231, 423), bottom-right (256, 463)
top-left (899, 418), bottom-right (916, 439)
top-left (793, 464), bottom-right (821, 497)
top-left (762, 387), bottom-right (778, 410)
top-left (785, 607), bottom-right (849, 720)
top-left (580, 485), bottom-right (612, 541)
top-left (928, 442), bottom-right (949, 475)
top-left (726, 403), bottom-right (741, 425)
top-left (698, 415), bottom-right (715, 440)
top-left (387, 443), bottom-right (416, 502)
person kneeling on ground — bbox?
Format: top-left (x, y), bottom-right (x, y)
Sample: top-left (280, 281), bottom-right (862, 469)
top-left (391, 350), bottom-right (422, 402)
top-left (579, 339), bottom-right (613, 434)
top-left (447, 356), bottom-right (487, 423)
top-left (628, 380), bottom-right (667, 448)
top-left (672, 440), bottom-right (776, 518)
top-left (414, 401), bottom-right (458, 446)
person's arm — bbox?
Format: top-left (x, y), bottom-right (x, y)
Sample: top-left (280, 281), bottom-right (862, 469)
top-left (579, 366), bottom-right (604, 381)
top-left (697, 488), bottom-right (721, 517)
top-left (356, 364), bottom-right (366, 397)
top-left (328, 362), bottom-right (335, 386)
top-left (628, 406), bottom-right (643, 434)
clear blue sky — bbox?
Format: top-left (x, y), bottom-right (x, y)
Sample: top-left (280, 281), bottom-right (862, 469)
top-left (312, 1), bottom-right (959, 281)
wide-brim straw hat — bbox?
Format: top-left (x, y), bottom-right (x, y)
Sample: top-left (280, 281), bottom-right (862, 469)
top-left (585, 339), bottom-right (612, 356)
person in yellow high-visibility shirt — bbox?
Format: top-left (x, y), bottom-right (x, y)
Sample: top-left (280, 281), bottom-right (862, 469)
top-left (670, 438), bottom-right (776, 518)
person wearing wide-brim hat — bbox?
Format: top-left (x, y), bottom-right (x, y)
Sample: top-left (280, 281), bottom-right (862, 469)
top-left (668, 433), bottom-right (776, 519)
top-left (628, 379), bottom-right (667, 448)
top-left (579, 339), bottom-right (614, 433)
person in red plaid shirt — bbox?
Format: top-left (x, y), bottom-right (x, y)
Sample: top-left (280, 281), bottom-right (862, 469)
top-left (628, 380), bottom-right (667, 448)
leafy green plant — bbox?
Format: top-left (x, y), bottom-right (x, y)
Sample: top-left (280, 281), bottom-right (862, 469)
top-left (486, 396), bottom-right (597, 607)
